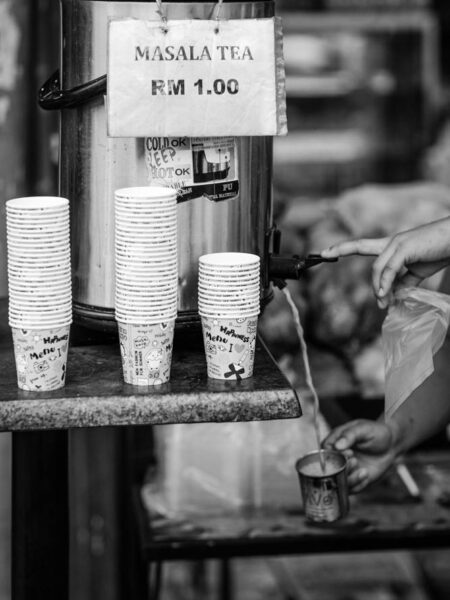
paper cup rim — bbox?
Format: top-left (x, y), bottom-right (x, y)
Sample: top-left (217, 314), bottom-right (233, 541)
top-left (199, 315), bottom-right (260, 320)
top-left (7, 212), bottom-right (69, 219)
top-left (8, 247), bottom-right (70, 254)
top-left (115, 298), bottom-right (177, 304)
top-left (114, 209), bottom-right (177, 217)
top-left (8, 258), bottom-right (71, 266)
top-left (115, 287), bottom-right (177, 294)
top-left (9, 287), bottom-right (72, 294)
top-left (9, 304), bottom-right (72, 311)
top-left (115, 265), bottom-right (178, 273)
top-left (199, 270), bottom-right (260, 278)
top-left (115, 311), bottom-right (177, 320)
top-left (115, 318), bottom-right (177, 325)
top-left (116, 318), bottom-right (176, 326)
top-left (114, 240), bottom-right (178, 247)
top-left (9, 320), bottom-right (72, 329)
top-left (115, 298), bottom-right (177, 306)
top-left (11, 324), bottom-right (71, 333)
top-left (7, 221), bottom-right (69, 229)
top-left (7, 236), bottom-right (70, 243)
top-left (198, 311), bottom-right (260, 321)
top-left (9, 288), bottom-right (72, 296)
top-left (8, 266), bottom-right (71, 273)
top-left (8, 276), bottom-right (70, 283)
top-left (115, 262), bottom-right (178, 270)
top-left (9, 313), bottom-right (73, 321)
top-left (115, 186), bottom-right (177, 199)
top-left (198, 283), bottom-right (260, 290)
top-left (7, 197), bottom-right (69, 210)
top-left (199, 253), bottom-right (260, 267)
top-left (115, 211), bottom-right (177, 219)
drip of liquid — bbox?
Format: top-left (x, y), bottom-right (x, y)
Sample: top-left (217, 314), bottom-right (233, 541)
top-left (282, 287), bottom-right (325, 473)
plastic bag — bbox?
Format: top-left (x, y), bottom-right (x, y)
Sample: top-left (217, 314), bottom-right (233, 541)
top-left (382, 287), bottom-right (450, 418)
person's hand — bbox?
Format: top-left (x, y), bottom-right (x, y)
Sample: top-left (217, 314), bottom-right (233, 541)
top-left (322, 419), bottom-right (399, 493)
top-left (321, 217), bottom-right (450, 308)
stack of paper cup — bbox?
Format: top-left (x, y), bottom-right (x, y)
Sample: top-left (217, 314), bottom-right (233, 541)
top-left (115, 186), bottom-right (178, 386)
top-left (198, 252), bottom-right (260, 380)
top-left (6, 197), bottom-right (72, 391)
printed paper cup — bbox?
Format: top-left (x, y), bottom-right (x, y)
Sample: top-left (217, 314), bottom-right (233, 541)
top-left (117, 320), bottom-right (175, 386)
top-left (11, 324), bottom-right (70, 391)
top-left (201, 315), bottom-right (258, 380)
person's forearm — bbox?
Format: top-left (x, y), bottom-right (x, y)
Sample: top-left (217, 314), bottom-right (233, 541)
top-left (380, 339), bottom-right (450, 454)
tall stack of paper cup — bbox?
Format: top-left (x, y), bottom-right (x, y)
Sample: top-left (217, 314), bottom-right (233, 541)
top-left (198, 252), bottom-right (260, 380)
top-left (115, 186), bottom-right (178, 386)
top-left (6, 197), bottom-right (72, 391)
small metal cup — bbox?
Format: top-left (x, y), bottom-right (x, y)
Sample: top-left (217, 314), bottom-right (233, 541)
top-left (295, 449), bottom-right (349, 523)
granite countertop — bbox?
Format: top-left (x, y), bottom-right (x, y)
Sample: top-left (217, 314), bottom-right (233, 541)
top-left (0, 311), bottom-right (301, 431)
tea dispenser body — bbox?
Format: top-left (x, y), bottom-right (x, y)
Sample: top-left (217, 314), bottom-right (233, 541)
top-left (58, 0), bottom-right (275, 329)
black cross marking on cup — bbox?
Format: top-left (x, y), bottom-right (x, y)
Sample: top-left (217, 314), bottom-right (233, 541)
top-left (224, 363), bottom-right (245, 381)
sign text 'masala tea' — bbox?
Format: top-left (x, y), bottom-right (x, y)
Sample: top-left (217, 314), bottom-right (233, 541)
top-left (135, 45), bottom-right (254, 62)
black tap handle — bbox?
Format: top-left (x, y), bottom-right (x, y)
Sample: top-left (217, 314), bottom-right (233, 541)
top-left (301, 254), bottom-right (338, 269)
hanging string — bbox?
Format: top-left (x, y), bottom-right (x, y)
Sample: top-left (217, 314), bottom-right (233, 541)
top-left (155, 0), bottom-right (168, 33)
top-left (213, 0), bottom-right (224, 34)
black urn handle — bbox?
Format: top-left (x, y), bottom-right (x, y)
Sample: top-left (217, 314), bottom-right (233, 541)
top-left (39, 70), bottom-right (107, 110)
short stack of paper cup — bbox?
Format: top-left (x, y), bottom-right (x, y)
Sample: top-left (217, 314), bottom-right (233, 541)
top-left (6, 197), bottom-right (72, 391)
top-left (115, 186), bottom-right (178, 386)
top-left (198, 252), bottom-right (260, 380)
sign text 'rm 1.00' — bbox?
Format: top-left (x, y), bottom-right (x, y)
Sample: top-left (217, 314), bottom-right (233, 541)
top-left (151, 79), bottom-right (239, 96)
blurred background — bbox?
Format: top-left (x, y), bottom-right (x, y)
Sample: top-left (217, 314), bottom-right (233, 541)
top-left (2, 0), bottom-right (450, 599)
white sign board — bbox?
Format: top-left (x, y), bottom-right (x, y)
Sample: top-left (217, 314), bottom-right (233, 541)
top-left (107, 18), bottom-right (287, 137)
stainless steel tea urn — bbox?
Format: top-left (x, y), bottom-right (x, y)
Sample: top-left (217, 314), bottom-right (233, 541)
top-left (39, 0), bottom-right (275, 329)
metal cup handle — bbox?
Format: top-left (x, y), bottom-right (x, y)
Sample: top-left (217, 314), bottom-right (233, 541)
top-left (39, 70), bottom-right (107, 110)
